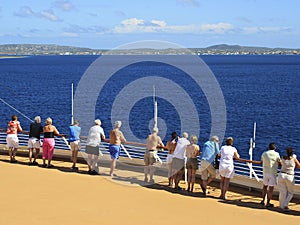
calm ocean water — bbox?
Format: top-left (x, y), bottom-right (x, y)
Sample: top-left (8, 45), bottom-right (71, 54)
top-left (0, 55), bottom-right (299, 160)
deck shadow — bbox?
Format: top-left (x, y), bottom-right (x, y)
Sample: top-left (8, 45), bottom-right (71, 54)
top-left (219, 199), bottom-right (300, 216)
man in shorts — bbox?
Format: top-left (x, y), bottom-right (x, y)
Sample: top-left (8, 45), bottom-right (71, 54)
top-left (171, 132), bottom-right (190, 190)
top-left (261, 143), bottom-right (281, 207)
top-left (144, 128), bottom-right (164, 183)
top-left (200, 136), bottom-right (220, 195)
top-left (69, 120), bottom-right (81, 170)
top-left (28, 116), bottom-right (43, 165)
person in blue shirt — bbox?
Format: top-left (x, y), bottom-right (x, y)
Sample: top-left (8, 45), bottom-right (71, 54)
top-left (69, 120), bottom-right (81, 170)
top-left (200, 136), bottom-right (220, 195)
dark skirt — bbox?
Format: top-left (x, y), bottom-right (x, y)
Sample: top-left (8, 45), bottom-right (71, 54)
top-left (85, 145), bottom-right (99, 156)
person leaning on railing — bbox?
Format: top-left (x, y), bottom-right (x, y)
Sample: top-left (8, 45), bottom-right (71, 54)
top-left (42, 117), bottom-right (65, 168)
top-left (144, 127), bottom-right (164, 183)
top-left (278, 147), bottom-right (300, 212)
top-left (219, 137), bottom-right (240, 200)
top-left (6, 114), bottom-right (22, 163)
top-left (109, 120), bottom-right (126, 177)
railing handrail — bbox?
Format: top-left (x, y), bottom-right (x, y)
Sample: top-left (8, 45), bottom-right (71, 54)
top-left (0, 131), bottom-right (299, 185)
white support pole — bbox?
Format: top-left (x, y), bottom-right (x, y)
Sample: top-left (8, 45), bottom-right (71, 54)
top-left (249, 138), bottom-right (253, 179)
top-left (253, 122), bottom-right (256, 149)
top-left (153, 86), bottom-right (158, 129)
top-left (71, 83), bottom-right (74, 125)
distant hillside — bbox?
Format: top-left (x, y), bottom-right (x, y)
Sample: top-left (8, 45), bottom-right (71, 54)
top-left (0, 43), bottom-right (299, 55)
top-left (0, 44), bottom-right (103, 55)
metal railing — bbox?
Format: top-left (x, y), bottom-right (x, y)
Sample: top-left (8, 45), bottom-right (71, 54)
top-left (0, 131), bottom-right (299, 185)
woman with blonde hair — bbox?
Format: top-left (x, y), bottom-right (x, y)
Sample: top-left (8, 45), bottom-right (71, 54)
top-left (185, 135), bottom-right (200, 192)
top-left (42, 117), bottom-right (63, 168)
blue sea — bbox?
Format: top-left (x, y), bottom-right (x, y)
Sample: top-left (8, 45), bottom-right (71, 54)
top-left (0, 55), bottom-right (299, 160)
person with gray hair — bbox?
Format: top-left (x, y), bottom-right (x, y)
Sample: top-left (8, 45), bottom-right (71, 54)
top-left (199, 135), bottom-right (220, 195)
top-left (85, 119), bottom-right (105, 175)
top-left (144, 127), bottom-right (164, 183)
top-left (28, 116), bottom-right (43, 165)
top-left (109, 120), bottom-right (126, 177)
top-left (172, 132), bottom-right (190, 190)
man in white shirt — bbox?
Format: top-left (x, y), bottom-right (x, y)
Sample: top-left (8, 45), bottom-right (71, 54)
top-left (171, 132), bottom-right (190, 190)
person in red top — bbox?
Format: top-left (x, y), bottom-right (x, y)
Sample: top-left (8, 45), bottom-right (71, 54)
top-left (6, 114), bottom-right (22, 163)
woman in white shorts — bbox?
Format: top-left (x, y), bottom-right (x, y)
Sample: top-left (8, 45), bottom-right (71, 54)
top-left (219, 137), bottom-right (240, 200)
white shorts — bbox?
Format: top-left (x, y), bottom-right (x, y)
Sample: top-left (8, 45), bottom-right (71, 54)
top-left (70, 140), bottom-right (81, 151)
top-left (28, 137), bottom-right (41, 149)
top-left (6, 134), bottom-right (19, 149)
top-left (263, 173), bottom-right (277, 186)
top-left (219, 164), bottom-right (234, 179)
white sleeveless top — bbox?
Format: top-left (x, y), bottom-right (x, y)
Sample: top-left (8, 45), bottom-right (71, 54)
top-left (281, 158), bottom-right (295, 175)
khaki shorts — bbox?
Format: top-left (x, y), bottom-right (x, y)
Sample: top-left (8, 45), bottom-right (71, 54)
top-left (200, 160), bottom-right (216, 181)
top-left (70, 140), bottom-right (81, 151)
top-left (171, 158), bottom-right (185, 171)
top-left (144, 151), bottom-right (157, 165)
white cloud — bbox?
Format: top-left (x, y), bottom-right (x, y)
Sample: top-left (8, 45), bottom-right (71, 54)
top-left (14, 6), bottom-right (62, 22)
top-left (114, 18), bottom-right (233, 34)
top-left (14, 6), bottom-right (35, 17)
top-left (177, 0), bottom-right (200, 7)
top-left (200, 23), bottom-right (234, 33)
top-left (243, 26), bottom-right (291, 34)
top-left (38, 10), bottom-right (61, 21)
top-left (53, 0), bottom-right (74, 11)
top-left (60, 32), bottom-right (79, 37)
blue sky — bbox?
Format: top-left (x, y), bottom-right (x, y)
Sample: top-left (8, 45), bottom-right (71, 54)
top-left (0, 0), bottom-right (299, 49)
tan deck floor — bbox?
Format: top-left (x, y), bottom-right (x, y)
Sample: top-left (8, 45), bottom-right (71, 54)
top-left (0, 153), bottom-right (299, 225)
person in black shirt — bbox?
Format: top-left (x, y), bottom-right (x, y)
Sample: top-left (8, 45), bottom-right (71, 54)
top-left (28, 116), bottom-right (43, 165)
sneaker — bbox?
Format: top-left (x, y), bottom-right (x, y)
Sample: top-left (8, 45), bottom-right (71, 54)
top-left (260, 200), bottom-right (265, 206)
top-left (32, 161), bottom-right (39, 166)
top-left (47, 164), bottom-right (54, 168)
top-left (149, 178), bottom-right (155, 183)
top-left (266, 203), bottom-right (274, 207)
top-left (91, 170), bottom-right (98, 175)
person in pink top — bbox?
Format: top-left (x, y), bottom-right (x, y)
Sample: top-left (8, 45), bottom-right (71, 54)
top-left (6, 114), bottom-right (22, 163)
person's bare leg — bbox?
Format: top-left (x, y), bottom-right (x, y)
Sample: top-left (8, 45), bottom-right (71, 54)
top-left (223, 178), bottom-right (230, 199)
top-left (87, 154), bottom-right (92, 171)
top-left (34, 148), bottom-right (40, 163)
top-left (29, 148), bottom-right (33, 163)
top-left (92, 155), bottom-right (99, 171)
top-left (187, 169), bottom-right (192, 191)
top-left (72, 150), bottom-right (78, 168)
top-left (267, 186), bottom-right (274, 205)
top-left (219, 176), bottom-right (225, 198)
top-left (261, 185), bottom-right (268, 205)
top-left (144, 164), bottom-right (149, 181)
top-left (110, 158), bottom-right (117, 176)
top-left (12, 148), bottom-right (18, 160)
top-left (149, 164), bottom-right (155, 181)
top-left (8, 147), bottom-right (13, 161)
top-left (191, 170), bottom-right (196, 192)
